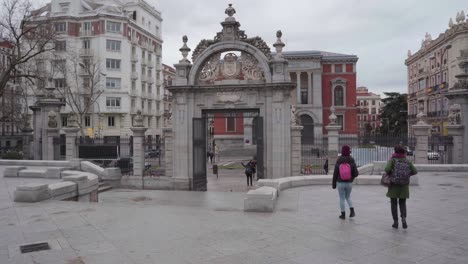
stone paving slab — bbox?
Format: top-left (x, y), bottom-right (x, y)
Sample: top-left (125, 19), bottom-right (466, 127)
top-left (1, 166), bottom-right (468, 263)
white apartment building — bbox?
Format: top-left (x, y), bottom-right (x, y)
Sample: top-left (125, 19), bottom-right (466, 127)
top-left (356, 86), bottom-right (382, 134)
top-left (30, 0), bottom-right (163, 141)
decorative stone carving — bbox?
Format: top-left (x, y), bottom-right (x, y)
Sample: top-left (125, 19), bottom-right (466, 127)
top-left (448, 104), bottom-right (462, 125)
top-left (67, 114), bottom-right (78, 127)
top-left (243, 37), bottom-right (273, 60)
top-left (179, 35), bottom-right (191, 63)
top-left (192, 39), bottom-right (218, 62)
top-left (290, 105), bottom-right (299, 125)
top-left (199, 53), bottom-right (221, 83)
top-left (241, 52), bottom-right (265, 81)
top-left (133, 110), bottom-right (144, 127)
top-left (407, 50), bottom-right (412, 57)
top-left (48, 110), bottom-right (58, 128)
top-left (216, 92), bottom-right (241, 103)
top-left (449, 17), bottom-right (454, 28)
top-left (329, 107), bottom-right (337, 125)
top-left (198, 51), bottom-right (265, 84)
top-left (416, 110), bottom-right (428, 125)
top-left (453, 80), bottom-right (468, 90)
top-left (44, 87), bottom-right (56, 99)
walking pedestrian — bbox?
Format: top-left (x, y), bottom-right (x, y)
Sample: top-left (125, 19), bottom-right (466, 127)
top-left (385, 145), bottom-right (417, 229)
top-left (332, 145), bottom-right (359, 219)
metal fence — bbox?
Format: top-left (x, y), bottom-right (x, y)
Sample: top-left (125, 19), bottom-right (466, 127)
top-left (301, 134), bottom-right (329, 175)
top-left (428, 135), bottom-right (453, 164)
top-left (143, 136), bottom-right (165, 177)
top-left (75, 136), bottom-right (133, 174)
top-left (301, 133), bottom-right (417, 174)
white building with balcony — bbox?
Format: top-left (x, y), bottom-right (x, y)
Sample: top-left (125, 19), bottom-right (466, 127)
top-left (29, 0), bottom-right (164, 141)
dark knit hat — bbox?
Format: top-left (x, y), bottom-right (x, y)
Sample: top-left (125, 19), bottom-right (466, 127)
top-left (341, 145), bottom-right (351, 156)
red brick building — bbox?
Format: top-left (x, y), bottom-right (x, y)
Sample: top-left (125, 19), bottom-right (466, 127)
top-left (211, 50), bottom-right (359, 144)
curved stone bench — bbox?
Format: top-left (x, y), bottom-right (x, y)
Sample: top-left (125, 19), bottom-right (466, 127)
top-left (13, 170), bottom-right (99, 203)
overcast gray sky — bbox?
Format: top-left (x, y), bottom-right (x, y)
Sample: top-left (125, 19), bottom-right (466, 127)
top-left (148, 0), bottom-right (466, 96)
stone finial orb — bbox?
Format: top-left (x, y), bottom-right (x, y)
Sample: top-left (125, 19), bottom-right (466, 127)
top-left (179, 35), bottom-right (191, 63)
top-left (225, 4), bottom-right (236, 17)
top-left (273, 30), bottom-right (285, 58)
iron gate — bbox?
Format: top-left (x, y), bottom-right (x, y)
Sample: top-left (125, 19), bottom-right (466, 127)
top-left (193, 118), bottom-right (207, 191)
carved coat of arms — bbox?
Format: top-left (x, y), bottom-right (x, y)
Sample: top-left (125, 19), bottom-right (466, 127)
top-left (222, 53), bottom-right (240, 78)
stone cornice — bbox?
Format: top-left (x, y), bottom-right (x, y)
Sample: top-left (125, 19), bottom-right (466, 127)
top-left (405, 22), bottom-right (468, 65)
top-left (168, 83), bottom-right (295, 93)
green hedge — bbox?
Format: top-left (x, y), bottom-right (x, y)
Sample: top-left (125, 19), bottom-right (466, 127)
top-left (1, 151), bottom-right (23, 160)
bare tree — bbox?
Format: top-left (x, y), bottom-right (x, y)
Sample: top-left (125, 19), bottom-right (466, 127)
top-left (54, 54), bottom-right (104, 136)
top-left (0, 0), bottom-right (56, 98)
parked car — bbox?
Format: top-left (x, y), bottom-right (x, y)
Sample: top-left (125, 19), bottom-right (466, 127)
top-left (427, 151), bottom-right (440, 160)
top-left (405, 147), bottom-right (413, 156)
top-left (145, 149), bottom-right (161, 158)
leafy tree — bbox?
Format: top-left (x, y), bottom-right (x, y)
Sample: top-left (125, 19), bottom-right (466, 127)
top-left (378, 92), bottom-right (408, 135)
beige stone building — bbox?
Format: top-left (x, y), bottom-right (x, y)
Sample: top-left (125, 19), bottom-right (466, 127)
top-left (356, 86), bottom-right (382, 135)
top-left (406, 10), bottom-right (468, 135)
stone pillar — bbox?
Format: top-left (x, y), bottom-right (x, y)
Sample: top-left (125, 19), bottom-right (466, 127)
top-left (412, 123), bottom-right (431, 164)
top-left (130, 127), bottom-right (148, 178)
top-left (63, 127), bottom-right (80, 160)
top-left (326, 125), bottom-right (341, 170)
top-left (45, 128), bottom-right (59, 160)
top-left (446, 124), bottom-right (464, 164)
top-left (163, 127), bottom-right (173, 177)
top-left (307, 72), bottom-right (312, 105)
top-left (313, 71), bottom-right (322, 107)
top-left (291, 125), bottom-right (303, 176)
top-left (21, 127), bottom-right (34, 160)
top-left (296, 72), bottom-right (301, 104)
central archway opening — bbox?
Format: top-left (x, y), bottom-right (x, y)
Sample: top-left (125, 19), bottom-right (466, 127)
top-left (193, 109), bottom-right (263, 191)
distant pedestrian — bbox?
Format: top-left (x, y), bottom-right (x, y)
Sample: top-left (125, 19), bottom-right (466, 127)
top-left (241, 159), bottom-right (255, 186)
top-left (207, 149), bottom-right (214, 164)
top-left (385, 145), bottom-right (417, 229)
top-left (214, 144), bottom-right (220, 163)
top-left (323, 158), bottom-right (329, 175)
top-left (332, 145), bottom-right (359, 219)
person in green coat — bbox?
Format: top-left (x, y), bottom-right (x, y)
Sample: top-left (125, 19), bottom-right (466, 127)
top-left (384, 145), bottom-right (417, 229)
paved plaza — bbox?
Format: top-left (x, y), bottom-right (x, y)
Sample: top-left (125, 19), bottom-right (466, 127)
top-left (1, 166), bottom-right (468, 264)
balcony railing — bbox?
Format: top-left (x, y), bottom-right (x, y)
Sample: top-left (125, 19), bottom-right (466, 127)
top-left (79, 49), bottom-right (93, 57)
top-left (427, 111), bottom-right (449, 118)
top-left (141, 58), bottom-right (147, 66)
top-left (131, 53), bottom-right (138, 62)
top-left (131, 37), bottom-right (138, 45)
top-left (131, 72), bottom-right (138, 79)
top-left (147, 61), bottom-right (154, 68)
top-left (141, 75), bottom-right (147, 82)
top-left (80, 30), bottom-right (92, 37)
top-left (129, 89), bottom-right (137, 97)
top-left (147, 77), bottom-right (154, 84)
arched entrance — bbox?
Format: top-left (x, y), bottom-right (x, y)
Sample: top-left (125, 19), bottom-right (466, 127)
top-left (300, 115), bottom-right (315, 144)
top-left (168, 4), bottom-right (294, 191)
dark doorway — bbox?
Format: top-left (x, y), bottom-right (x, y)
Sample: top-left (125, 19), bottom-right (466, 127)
top-left (301, 115), bottom-right (315, 144)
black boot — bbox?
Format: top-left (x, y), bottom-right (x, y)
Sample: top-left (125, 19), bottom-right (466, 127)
top-left (402, 217), bottom-right (408, 229)
top-left (391, 199), bottom-right (398, 229)
top-left (339, 212), bottom-right (345, 219)
top-left (349, 208), bottom-right (355, 218)
top-left (399, 199), bottom-right (407, 229)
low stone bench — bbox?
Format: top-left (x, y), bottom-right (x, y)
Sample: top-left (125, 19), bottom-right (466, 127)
top-left (14, 183), bottom-right (50, 203)
top-left (48, 181), bottom-right (77, 200)
top-left (3, 166), bottom-right (26, 177)
top-left (244, 186), bottom-right (277, 212)
top-left (63, 173), bottom-right (99, 196)
top-left (46, 167), bottom-right (69, 179)
top-left (18, 169), bottom-right (47, 178)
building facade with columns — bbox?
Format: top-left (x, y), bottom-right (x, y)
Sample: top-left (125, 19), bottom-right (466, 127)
top-left (162, 64), bottom-right (175, 127)
top-left (356, 86), bottom-right (382, 135)
top-left (212, 50), bottom-right (359, 143)
top-left (28, 0), bottom-right (164, 142)
top-left (406, 10), bottom-right (468, 135)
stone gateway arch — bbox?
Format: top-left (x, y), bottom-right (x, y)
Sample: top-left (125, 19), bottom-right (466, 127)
top-left (168, 4), bottom-right (295, 191)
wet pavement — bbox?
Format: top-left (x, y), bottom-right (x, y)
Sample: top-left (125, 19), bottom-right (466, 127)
top-left (1, 166), bottom-right (468, 264)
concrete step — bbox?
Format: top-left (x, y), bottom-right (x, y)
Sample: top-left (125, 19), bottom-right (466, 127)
top-left (98, 182), bottom-right (112, 193)
top-left (18, 169), bottom-right (47, 178)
